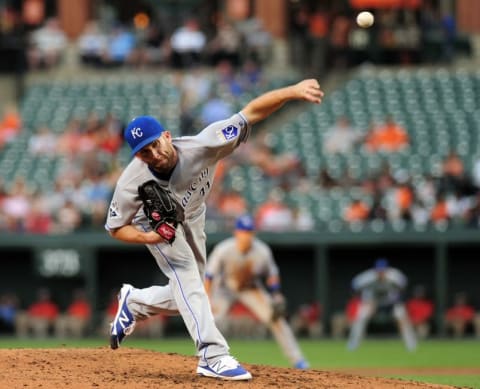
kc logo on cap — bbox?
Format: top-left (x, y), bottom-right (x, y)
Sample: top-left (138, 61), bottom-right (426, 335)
top-left (130, 127), bottom-right (143, 139)
top-left (124, 116), bottom-right (165, 156)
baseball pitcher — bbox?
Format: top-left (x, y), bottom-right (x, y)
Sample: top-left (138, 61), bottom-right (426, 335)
top-left (104, 79), bottom-right (323, 381)
top-left (347, 258), bottom-right (417, 351)
top-left (205, 215), bottom-right (309, 369)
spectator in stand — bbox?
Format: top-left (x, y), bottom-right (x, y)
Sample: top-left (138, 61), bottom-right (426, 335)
top-left (0, 292), bottom-right (19, 334)
top-left (293, 206), bottom-right (315, 231)
top-left (290, 301), bottom-right (323, 338)
top-left (170, 17), bottom-right (206, 69)
top-left (25, 196), bottom-right (53, 234)
top-left (2, 177), bottom-right (31, 232)
top-left (27, 17), bottom-right (67, 70)
top-left (323, 116), bottom-right (362, 155)
top-left (53, 199), bottom-right (83, 233)
top-left (343, 198), bottom-right (370, 224)
top-left (330, 294), bottom-right (360, 339)
top-left (364, 117), bottom-right (409, 153)
top-left (0, 103), bottom-right (22, 148)
top-left (393, 181), bottom-right (415, 221)
top-left (78, 112), bottom-right (102, 153)
top-left (56, 118), bottom-right (80, 155)
top-left (15, 288), bottom-right (59, 338)
top-left (255, 189), bottom-right (295, 232)
top-left (437, 151), bottom-right (476, 197)
top-left (406, 285), bottom-right (434, 339)
top-left (445, 292), bottom-right (475, 338)
top-left (238, 17), bottom-right (271, 65)
top-left (96, 113), bottom-right (124, 155)
top-left (206, 16), bottom-right (242, 68)
top-left (430, 193), bottom-right (449, 225)
top-left (130, 24), bottom-right (168, 68)
top-left (102, 26), bottom-right (136, 67)
top-left (77, 21), bottom-right (108, 67)
top-left (55, 289), bottom-right (92, 338)
top-left (238, 58), bottom-right (263, 91)
top-left (28, 125), bottom-right (57, 156)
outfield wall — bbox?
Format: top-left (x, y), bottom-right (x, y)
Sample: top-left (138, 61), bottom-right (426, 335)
top-left (1, 230), bottom-right (479, 336)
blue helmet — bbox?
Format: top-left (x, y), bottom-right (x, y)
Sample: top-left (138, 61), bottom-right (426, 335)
top-left (374, 258), bottom-right (389, 270)
top-left (235, 214), bottom-right (255, 231)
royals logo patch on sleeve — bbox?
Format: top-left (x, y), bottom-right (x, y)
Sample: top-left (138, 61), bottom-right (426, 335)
top-left (219, 125), bottom-right (238, 141)
top-left (109, 201), bottom-right (120, 218)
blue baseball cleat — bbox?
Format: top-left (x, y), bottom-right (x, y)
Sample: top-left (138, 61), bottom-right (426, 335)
top-left (197, 356), bottom-right (252, 380)
top-left (110, 284), bottom-right (136, 350)
top-left (294, 359), bottom-right (310, 369)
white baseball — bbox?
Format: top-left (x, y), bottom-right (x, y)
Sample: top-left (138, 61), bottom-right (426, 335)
top-left (356, 11), bottom-right (374, 28)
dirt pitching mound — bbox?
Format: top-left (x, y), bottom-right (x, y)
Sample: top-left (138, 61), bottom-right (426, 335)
top-left (1, 348), bottom-right (455, 388)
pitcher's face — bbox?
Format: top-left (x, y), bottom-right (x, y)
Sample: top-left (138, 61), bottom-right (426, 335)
top-left (136, 132), bottom-right (177, 173)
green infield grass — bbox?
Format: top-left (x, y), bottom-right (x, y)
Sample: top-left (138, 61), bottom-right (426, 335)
top-left (1, 337), bottom-right (479, 388)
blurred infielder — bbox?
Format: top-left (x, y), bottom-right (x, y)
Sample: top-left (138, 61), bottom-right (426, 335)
top-left (347, 258), bottom-right (417, 351)
top-left (104, 79), bottom-right (323, 381)
top-left (205, 214), bottom-right (309, 369)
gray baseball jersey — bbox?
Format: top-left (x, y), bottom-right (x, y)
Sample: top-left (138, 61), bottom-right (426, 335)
top-left (105, 113), bottom-right (250, 362)
top-left (206, 237), bottom-right (278, 292)
top-left (205, 237), bottom-right (307, 366)
top-left (348, 267), bottom-right (417, 351)
top-left (352, 267), bottom-right (407, 307)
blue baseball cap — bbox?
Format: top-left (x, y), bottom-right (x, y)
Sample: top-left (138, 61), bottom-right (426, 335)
top-left (375, 258), bottom-right (389, 270)
top-left (124, 116), bottom-right (165, 156)
top-left (235, 214), bottom-right (255, 231)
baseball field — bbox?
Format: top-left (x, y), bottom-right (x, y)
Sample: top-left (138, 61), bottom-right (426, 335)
top-left (1, 337), bottom-right (478, 388)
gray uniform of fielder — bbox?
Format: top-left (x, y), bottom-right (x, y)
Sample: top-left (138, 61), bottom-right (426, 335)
top-left (105, 113), bottom-right (250, 362)
top-left (206, 237), bottom-right (307, 367)
top-left (347, 266), bottom-right (417, 351)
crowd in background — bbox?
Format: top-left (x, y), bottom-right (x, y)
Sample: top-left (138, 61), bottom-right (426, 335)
top-left (23, 12), bottom-right (273, 72)
top-left (2, 65), bottom-right (480, 233)
top-left (319, 116), bottom-right (480, 230)
top-left (0, 0), bottom-right (466, 74)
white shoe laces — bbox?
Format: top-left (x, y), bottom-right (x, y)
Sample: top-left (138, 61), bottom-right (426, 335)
top-left (216, 355), bottom-right (239, 369)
